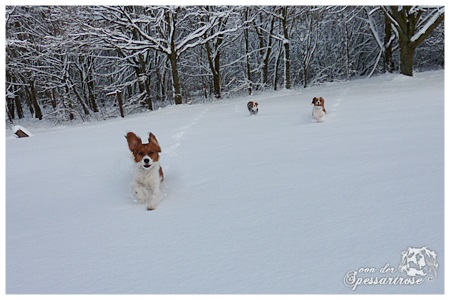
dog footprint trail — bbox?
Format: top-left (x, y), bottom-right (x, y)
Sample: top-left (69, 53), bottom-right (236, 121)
top-left (165, 107), bottom-right (209, 156)
top-left (160, 107), bottom-right (210, 205)
top-left (326, 86), bottom-right (349, 121)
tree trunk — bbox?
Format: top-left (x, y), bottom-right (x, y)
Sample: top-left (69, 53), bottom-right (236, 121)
top-left (212, 59), bottom-right (221, 99)
top-left (274, 44), bottom-right (283, 91)
top-left (384, 15), bottom-right (394, 73)
top-left (6, 96), bottom-right (15, 121)
top-left (86, 72), bottom-right (99, 112)
top-left (138, 52), bottom-right (153, 110)
top-left (212, 42), bottom-right (222, 99)
top-left (255, 16), bottom-right (266, 87)
top-left (166, 9), bottom-right (182, 105)
top-left (15, 94), bottom-right (24, 119)
top-left (203, 26), bottom-right (223, 99)
top-left (116, 90), bottom-right (125, 118)
top-left (281, 7), bottom-right (291, 89)
top-left (244, 9), bottom-right (252, 95)
top-left (155, 55), bottom-right (167, 102)
top-left (169, 52), bottom-right (182, 105)
top-left (399, 38), bottom-right (414, 76)
top-left (261, 16), bottom-right (275, 87)
top-left (303, 66), bottom-right (308, 89)
top-left (344, 20), bottom-right (352, 79)
top-left (29, 80), bottom-right (43, 120)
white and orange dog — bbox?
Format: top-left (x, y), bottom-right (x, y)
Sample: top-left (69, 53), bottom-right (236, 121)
top-left (311, 97), bottom-right (327, 121)
top-left (247, 101), bottom-right (259, 115)
top-left (126, 132), bottom-right (164, 210)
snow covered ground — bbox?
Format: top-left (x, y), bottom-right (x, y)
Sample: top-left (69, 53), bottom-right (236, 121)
top-left (5, 70), bottom-right (444, 294)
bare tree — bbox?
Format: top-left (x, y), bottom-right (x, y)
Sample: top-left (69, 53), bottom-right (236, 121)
top-left (280, 6), bottom-right (292, 89)
top-left (5, 5), bottom-right (444, 123)
top-left (382, 6), bottom-right (444, 76)
top-left (253, 9), bottom-right (276, 89)
top-left (201, 6), bottom-right (239, 99)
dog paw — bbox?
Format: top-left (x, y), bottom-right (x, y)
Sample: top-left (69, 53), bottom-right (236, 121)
top-left (134, 190), bottom-right (147, 203)
top-left (147, 205), bottom-right (156, 211)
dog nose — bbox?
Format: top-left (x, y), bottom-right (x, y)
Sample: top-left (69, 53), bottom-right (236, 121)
top-left (144, 158), bottom-right (150, 164)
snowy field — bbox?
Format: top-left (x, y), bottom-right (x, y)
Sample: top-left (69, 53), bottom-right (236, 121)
top-left (5, 70), bottom-right (444, 294)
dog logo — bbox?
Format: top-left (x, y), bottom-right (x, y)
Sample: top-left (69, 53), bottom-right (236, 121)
top-left (399, 247), bottom-right (438, 277)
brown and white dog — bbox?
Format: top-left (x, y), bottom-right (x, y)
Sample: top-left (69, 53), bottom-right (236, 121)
top-left (247, 101), bottom-right (259, 115)
top-left (126, 132), bottom-right (164, 210)
top-left (311, 97), bottom-right (327, 121)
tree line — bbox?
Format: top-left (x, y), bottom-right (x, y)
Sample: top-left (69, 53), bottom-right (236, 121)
top-left (5, 6), bottom-right (444, 123)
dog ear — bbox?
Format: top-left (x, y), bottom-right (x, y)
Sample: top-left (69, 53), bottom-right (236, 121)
top-left (148, 132), bottom-right (161, 152)
top-left (312, 97), bottom-right (317, 104)
top-left (126, 132), bottom-right (142, 151)
top-left (320, 97), bottom-right (325, 104)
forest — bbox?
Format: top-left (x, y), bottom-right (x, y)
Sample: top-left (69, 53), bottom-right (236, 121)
top-left (5, 6), bottom-right (444, 123)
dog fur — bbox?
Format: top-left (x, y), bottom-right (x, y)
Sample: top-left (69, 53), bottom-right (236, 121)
top-left (126, 132), bottom-right (164, 210)
top-left (311, 97), bottom-right (327, 121)
top-left (247, 101), bottom-right (259, 115)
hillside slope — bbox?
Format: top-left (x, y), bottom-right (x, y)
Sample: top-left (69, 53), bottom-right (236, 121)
top-left (5, 71), bottom-right (444, 294)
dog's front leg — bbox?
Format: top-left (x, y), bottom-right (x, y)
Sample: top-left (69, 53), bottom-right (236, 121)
top-left (147, 182), bottom-right (161, 211)
top-left (147, 191), bottom-right (160, 210)
top-left (134, 183), bottom-right (149, 204)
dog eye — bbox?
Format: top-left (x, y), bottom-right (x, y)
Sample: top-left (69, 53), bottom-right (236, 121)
top-left (138, 152), bottom-right (144, 156)
top-left (149, 151), bottom-right (154, 156)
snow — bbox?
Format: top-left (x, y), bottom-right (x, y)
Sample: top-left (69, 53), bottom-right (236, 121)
top-left (5, 70), bottom-right (444, 294)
